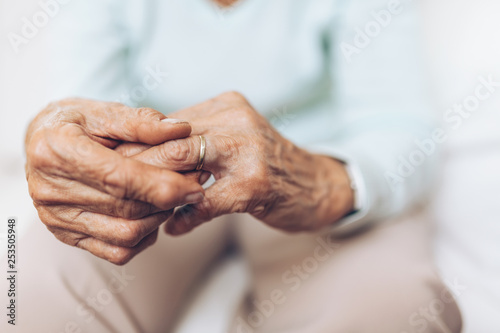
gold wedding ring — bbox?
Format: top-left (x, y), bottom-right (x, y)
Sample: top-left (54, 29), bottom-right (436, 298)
top-left (196, 135), bottom-right (206, 171)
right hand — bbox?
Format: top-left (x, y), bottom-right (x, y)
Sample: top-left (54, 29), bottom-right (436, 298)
top-left (25, 98), bottom-right (205, 265)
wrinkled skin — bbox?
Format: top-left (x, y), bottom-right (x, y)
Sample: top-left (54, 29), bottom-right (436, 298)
top-left (25, 98), bottom-right (205, 265)
top-left (118, 92), bottom-right (355, 236)
top-left (25, 93), bottom-right (354, 265)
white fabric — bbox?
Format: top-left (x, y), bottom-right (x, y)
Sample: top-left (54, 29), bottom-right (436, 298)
top-left (420, 1), bottom-right (500, 331)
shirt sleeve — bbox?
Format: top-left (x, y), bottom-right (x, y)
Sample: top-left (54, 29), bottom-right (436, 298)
top-left (309, 0), bottom-right (438, 233)
top-left (45, 0), bottom-right (133, 102)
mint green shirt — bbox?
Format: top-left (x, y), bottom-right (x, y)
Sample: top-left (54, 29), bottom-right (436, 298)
top-left (47, 0), bottom-right (435, 231)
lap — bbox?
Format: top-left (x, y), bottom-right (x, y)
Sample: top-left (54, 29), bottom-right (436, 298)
top-left (231, 209), bottom-right (462, 333)
top-left (0, 215), bottom-right (231, 333)
top-left (1, 209), bottom-right (462, 333)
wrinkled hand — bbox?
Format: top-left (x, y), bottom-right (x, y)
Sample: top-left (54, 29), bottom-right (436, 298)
top-left (127, 92), bottom-right (354, 235)
top-left (25, 98), bottom-right (205, 264)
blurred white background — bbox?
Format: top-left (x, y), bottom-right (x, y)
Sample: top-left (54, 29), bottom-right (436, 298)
top-left (0, 1), bottom-right (499, 332)
top-left (0, 0), bottom-right (50, 238)
top-left (420, 1), bottom-right (500, 331)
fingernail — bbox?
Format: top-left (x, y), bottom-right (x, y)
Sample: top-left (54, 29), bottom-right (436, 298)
top-left (161, 118), bottom-right (188, 124)
top-left (184, 192), bottom-right (204, 204)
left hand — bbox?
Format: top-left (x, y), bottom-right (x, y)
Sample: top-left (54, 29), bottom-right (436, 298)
top-left (123, 92), bottom-right (354, 235)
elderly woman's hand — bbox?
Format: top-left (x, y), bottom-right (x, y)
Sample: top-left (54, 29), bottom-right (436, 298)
top-left (25, 98), bottom-right (205, 264)
top-left (133, 92), bottom-right (354, 235)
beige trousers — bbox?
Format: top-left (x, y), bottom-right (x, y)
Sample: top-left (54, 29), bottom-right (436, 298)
top-left (1, 209), bottom-right (462, 333)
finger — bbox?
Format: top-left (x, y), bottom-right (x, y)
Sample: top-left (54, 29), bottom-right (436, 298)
top-left (114, 142), bottom-right (151, 157)
top-left (131, 135), bottom-right (202, 171)
top-left (114, 143), bottom-right (211, 185)
top-left (40, 205), bottom-right (171, 247)
top-left (132, 135), bottom-right (222, 172)
top-left (40, 124), bottom-right (205, 210)
top-left (199, 171), bottom-right (212, 185)
top-left (114, 143), bottom-right (212, 185)
top-left (32, 175), bottom-right (165, 219)
top-left (61, 98), bottom-right (193, 145)
top-left (182, 171), bottom-right (212, 185)
top-left (165, 178), bottom-right (247, 235)
top-left (114, 144), bottom-right (211, 185)
top-left (50, 227), bottom-right (159, 265)
top-left (115, 143), bottom-right (211, 185)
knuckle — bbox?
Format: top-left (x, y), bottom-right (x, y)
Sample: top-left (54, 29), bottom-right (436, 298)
top-left (102, 163), bottom-right (131, 199)
top-left (108, 248), bottom-right (134, 266)
top-left (115, 222), bottom-right (144, 247)
top-left (26, 130), bottom-right (53, 169)
top-left (234, 106), bottom-right (258, 127)
top-left (215, 135), bottom-right (241, 160)
top-left (29, 181), bottom-right (56, 205)
top-left (115, 200), bottom-right (149, 219)
top-left (161, 139), bottom-right (193, 164)
top-left (155, 182), bottom-right (180, 206)
top-left (135, 107), bottom-right (162, 121)
top-left (231, 199), bottom-right (248, 214)
top-left (120, 107), bottom-right (161, 140)
top-left (42, 100), bottom-right (84, 125)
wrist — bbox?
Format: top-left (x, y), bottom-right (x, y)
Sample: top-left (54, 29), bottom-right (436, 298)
top-left (313, 154), bottom-right (355, 228)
